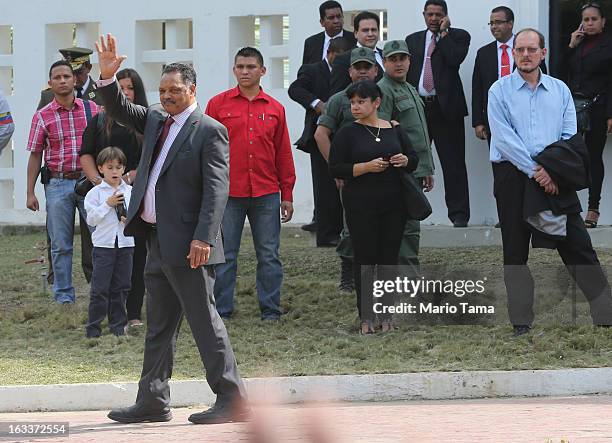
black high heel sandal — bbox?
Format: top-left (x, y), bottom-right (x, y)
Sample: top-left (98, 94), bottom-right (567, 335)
top-left (360, 320), bottom-right (375, 335)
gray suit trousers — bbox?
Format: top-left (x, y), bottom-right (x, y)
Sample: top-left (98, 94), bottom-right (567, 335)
top-left (136, 230), bottom-right (245, 410)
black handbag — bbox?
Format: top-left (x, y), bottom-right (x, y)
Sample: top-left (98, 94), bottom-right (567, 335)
top-left (573, 93), bottom-right (599, 133)
top-left (74, 176), bottom-right (94, 197)
top-left (399, 170), bottom-right (433, 221)
top-left (392, 126), bottom-right (432, 220)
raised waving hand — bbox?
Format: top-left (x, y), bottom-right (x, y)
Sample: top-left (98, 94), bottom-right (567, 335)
top-left (95, 34), bottom-right (127, 80)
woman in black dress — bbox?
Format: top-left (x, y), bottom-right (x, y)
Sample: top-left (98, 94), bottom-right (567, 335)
top-left (329, 80), bottom-right (418, 334)
top-left (566, 2), bottom-right (612, 228)
top-left (80, 68), bottom-right (149, 329)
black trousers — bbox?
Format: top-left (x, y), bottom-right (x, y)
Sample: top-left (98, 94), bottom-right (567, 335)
top-left (344, 185), bottom-right (407, 321)
top-left (126, 235), bottom-right (147, 320)
top-left (585, 101), bottom-right (609, 211)
top-left (46, 214), bottom-right (93, 284)
top-left (493, 161), bottom-right (612, 326)
top-left (86, 245), bottom-right (133, 337)
top-left (423, 98), bottom-right (470, 223)
top-left (136, 230), bottom-right (246, 410)
top-left (311, 147), bottom-right (343, 245)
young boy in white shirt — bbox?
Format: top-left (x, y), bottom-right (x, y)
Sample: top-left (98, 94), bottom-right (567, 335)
top-left (84, 147), bottom-right (134, 337)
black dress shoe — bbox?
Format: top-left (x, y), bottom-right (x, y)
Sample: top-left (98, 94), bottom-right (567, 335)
top-left (107, 404), bottom-right (172, 423)
top-left (301, 222), bottom-right (317, 232)
top-left (188, 401), bottom-right (251, 425)
top-left (453, 220), bottom-right (468, 228)
top-left (512, 325), bottom-right (531, 337)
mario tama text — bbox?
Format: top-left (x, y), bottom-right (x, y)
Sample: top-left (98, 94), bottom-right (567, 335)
top-left (370, 274), bottom-right (499, 324)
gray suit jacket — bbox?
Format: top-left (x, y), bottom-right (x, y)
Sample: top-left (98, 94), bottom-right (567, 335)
top-left (97, 80), bottom-right (228, 266)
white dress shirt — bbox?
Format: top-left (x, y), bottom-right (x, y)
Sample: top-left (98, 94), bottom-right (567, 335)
top-left (418, 30), bottom-right (437, 97)
top-left (497, 35), bottom-right (515, 78)
top-left (77, 76), bottom-right (91, 98)
top-left (322, 30), bottom-right (344, 60)
top-left (141, 101), bottom-right (198, 223)
top-left (85, 180), bottom-right (135, 248)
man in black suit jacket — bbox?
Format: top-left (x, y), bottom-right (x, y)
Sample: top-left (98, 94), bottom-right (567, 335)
top-left (289, 39), bottom-right (351, 247)
top-left (472, 6), bottom-right (547, 143)
top-left (329, 11), bottom-right (385, 94)
top-left (95, 34), bottom-right (247, 425)
top-left (302, 1), bottom-right (356, 65)
top-left (301, 1), bottom-right (356, 232)
top-left (406, 0), bottom-right (470, 227)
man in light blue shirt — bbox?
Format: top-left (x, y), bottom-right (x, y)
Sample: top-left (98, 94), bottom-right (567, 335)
top-left (488, 28), bottom-right (612, 336)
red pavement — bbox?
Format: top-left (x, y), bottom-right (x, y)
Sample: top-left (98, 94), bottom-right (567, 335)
top-left (0, 396), bottom-right (610, 442)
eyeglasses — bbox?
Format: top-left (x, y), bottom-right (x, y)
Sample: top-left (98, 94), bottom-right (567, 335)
top-left (514, 47), bottom-right (540, 54)
top-left (581, 2), bottom-right (602, 11)
top-left (488, 20), bottom-right (510, 26)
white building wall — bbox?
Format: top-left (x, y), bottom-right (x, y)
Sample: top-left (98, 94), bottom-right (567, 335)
top-left (2, 0), bottom-right (603, 226)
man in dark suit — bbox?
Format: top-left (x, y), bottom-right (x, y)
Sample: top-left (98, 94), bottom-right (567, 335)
top-left (302, 1), bottom-right (356, 65)
top-left (95, 34), bottom-right (247, 425)
top-left (472, 6), bottom-right (547, 143)
top-left (329, 10), bottom-right (385, 94)
top-left (406, 0), bottom-right (470, 227)
top-left (289, 38), bottom-right (351, 247)
top-left (301, 1), bottom-right (356, 232)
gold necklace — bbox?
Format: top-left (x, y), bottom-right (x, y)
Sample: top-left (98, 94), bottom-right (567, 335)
top-left (362, 121), bottom-right (381, 142)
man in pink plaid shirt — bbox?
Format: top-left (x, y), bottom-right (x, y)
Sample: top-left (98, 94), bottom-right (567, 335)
top-left (26, 60), bottom-right (99, 304)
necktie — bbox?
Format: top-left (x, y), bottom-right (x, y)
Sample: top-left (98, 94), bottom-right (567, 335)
top-left (76, 88), bottom-right (83, 98)
top-left (500, 43), bottom-right (511, 77)
top-left (151, 116), bottom-right (174, 167)
top-left (423, 34), bottom-right (436, 92)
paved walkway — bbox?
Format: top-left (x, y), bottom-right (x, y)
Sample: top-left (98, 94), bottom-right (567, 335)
top-left (0, 396), bottom-right (610, 442)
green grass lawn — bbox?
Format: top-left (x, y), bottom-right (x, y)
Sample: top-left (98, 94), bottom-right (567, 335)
top-left (1, 227), bottom-right (611, 385)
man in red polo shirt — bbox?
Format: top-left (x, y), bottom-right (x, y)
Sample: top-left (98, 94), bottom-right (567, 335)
top-left (206, 47), bottom-right (296, 321)
top-left (26, 60), bottom-right (99, 304)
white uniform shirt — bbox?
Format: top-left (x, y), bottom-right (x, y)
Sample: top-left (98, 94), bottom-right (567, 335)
top-left (85, 180), bottom-right (135, 248)
top-left (497, 35), bottom-right (515, 78)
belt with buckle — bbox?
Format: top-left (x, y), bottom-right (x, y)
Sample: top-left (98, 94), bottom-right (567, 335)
top-left (50, 170), bottom-right (83, 180)
top-left (420, 95), bottom-right (437, 103)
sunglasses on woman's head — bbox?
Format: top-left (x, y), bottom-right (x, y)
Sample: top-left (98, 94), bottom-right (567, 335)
top-left (581, 2), bottom-right (602, 12)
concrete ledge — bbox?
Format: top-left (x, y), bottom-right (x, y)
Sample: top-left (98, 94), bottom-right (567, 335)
top-left (0, 223), bottom-right (46, 236)
top-left (420, 225), bottom-right (502, 248)
top-left (2, 368), bottom-right (611, 412)
top-left (418, 225), bottom-right (612, 249)
top-left (4, 223), bottom-right (612, 249)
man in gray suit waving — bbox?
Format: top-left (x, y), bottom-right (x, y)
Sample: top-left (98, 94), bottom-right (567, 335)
top-left (95, 34), bottom-right (247, 425)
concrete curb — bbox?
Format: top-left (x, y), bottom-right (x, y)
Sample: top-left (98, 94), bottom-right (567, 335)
top-left (1, 368), bottom-right (611, 412)
top-left (5, 223), bottom-right (612, 249)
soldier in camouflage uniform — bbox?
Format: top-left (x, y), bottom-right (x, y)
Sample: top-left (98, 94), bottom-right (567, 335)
top-left (314, 47), bottom-right (379, 292)
top-left (377, 40), bottom-right (435, 274)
